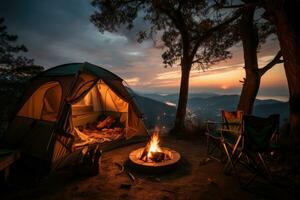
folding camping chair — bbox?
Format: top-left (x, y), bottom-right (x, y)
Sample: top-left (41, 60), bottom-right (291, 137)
top-left (205, 110), bottom-right (243, 170)
top-left (232, 114), bottom-right (280, 187)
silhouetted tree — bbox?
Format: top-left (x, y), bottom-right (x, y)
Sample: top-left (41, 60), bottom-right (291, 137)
top-left (226, 0), bottom-right (300, 144)
top-left (262, 0), bottom-right (300, 145)
top-left (90, 0), bottom-right (241, 134)
top-left (216, 1), bottom-right (283, 115)
top-left (0, 18), bottom-right (42, 78)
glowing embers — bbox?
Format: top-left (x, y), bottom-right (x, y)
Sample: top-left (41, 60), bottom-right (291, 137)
top-left (129, 129), bottom-right (180, 171)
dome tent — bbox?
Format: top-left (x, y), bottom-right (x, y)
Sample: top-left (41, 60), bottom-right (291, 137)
top-left (1, 62), bottom-right (148, 172)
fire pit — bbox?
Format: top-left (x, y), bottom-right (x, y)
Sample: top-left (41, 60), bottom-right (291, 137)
top-left (129, 131), bottom-right (181, 173)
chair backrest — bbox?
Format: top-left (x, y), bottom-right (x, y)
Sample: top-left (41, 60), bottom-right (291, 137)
top-left (243, 114), bottom-right (279, 152)
top-left (221, 110), bottom-right (243, 135)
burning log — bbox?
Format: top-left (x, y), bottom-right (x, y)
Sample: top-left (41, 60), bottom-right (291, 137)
top-left (129, 128), bottom-right (180, 173)
top-left (140, 143), bottom-right (150, 162)
top-left (139, 131), bottom-right (171, 162)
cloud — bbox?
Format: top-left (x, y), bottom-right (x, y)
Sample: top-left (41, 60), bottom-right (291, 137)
top-left (0, 0), bottom-right (287, 95)
top-left (124, 77), bottom-right (140, 86)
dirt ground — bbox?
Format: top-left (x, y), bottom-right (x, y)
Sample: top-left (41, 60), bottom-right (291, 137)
top-left (2, 137), bottom-right (299, 200)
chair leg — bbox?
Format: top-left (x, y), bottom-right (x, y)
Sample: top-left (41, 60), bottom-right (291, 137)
top-left (222, 142), bottom-right (234, 174)
top-left (237, 152), bottom-right (272, 188)
top-left (258, 153), bottom-right (272, 180)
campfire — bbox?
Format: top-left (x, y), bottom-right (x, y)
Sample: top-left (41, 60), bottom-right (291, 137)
top-left (129, 129), bottom-right (181, 172)
top-left (140, 131), bottom-right (171, 163)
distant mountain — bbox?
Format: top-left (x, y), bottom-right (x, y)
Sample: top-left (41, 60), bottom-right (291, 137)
top-left (254, 102), bottom-right (289, 121)
top-left (187, 95), bottom-right (240, 120)
top-left (133, 95), bottom-right (176, 129)
top-left (188, 95), bottom-right (240, 110)
top-left (137, 93), bottom-right (289, 124)
top-left (188, 95), bottom-right (288, 122)
top-left (139, 92), bottom-right (218, 103)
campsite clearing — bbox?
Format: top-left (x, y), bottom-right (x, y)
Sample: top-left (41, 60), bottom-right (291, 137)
top-left (2, 137), bottom-right (297, 200)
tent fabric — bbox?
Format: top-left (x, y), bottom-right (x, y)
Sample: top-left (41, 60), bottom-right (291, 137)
top-left (73, 81), bottom-right (128, 113)
top-left (42, 62), bottom-right (122, 81)
top-left (2, 62), bottom-right (148, 171)
top-left (17, 81), bottom-right (62, 122)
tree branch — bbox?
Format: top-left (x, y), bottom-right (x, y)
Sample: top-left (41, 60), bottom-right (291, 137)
top-left (154, 1), bottom-right (191, 65)
top-left (190, 9), bottom-right (243, 59)
top-left (259, 50), bottom-right (283, 76)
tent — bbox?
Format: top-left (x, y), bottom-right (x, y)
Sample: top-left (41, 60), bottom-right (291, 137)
top-left (1, 62), bottom-right (148, 172)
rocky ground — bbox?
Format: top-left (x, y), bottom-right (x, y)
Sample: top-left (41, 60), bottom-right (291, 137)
top-left (2, 137), bottom-right (299, 200)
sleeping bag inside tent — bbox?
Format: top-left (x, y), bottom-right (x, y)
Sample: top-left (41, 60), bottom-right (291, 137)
top-left (71, 80), bottom-right (140, 148)
top-left (1, 62), bottom-right (148, 171)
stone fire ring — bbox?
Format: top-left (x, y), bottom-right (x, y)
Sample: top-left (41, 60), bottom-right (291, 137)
top-left (128, 147), bottom-right (181, 173)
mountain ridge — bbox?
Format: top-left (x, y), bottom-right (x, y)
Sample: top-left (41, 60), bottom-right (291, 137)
top-left (135, 93), bottom-right (289, 127)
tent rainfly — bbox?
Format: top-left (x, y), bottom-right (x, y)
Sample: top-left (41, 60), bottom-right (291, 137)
top-left (1, 62), bottom-right (148, 172)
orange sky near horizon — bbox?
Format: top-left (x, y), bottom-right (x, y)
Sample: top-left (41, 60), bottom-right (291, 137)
top-left (125, 53), bottom-right (288, 96)
top-left (123, 39), bottom-right (289, 96)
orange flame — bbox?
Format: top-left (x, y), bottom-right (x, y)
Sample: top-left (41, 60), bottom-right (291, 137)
top-left (147, 131), bottom-right (162, 158)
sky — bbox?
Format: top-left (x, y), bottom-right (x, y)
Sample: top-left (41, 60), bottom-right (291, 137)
top-left (0, 0), bottom-right (289, 97)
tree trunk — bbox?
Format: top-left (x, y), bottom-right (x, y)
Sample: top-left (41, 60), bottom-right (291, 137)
top-left (237, 6), bottom-right (260, 114)
top-left (171, 64), bottom-right (191, 135)
top-left (265, 0), bottom-right (300, 144)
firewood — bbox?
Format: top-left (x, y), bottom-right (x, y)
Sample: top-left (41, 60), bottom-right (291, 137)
top-left (150, 152), bottom-right (165, 162)
top-left (140, 143), bottom-right (150, 161)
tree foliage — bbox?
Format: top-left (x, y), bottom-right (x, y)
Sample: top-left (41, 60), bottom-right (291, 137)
top-left (0, 18), bottom-right (42, 77)
top-left (91, 0), bottom-right (240, 70)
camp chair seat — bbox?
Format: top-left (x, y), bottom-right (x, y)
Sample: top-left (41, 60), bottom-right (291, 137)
top-left (231, 114), bottom-right (280, 187)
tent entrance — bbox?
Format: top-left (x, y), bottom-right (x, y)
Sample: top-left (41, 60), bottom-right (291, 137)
top-left (70, 80), bottom-right (128, 149)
